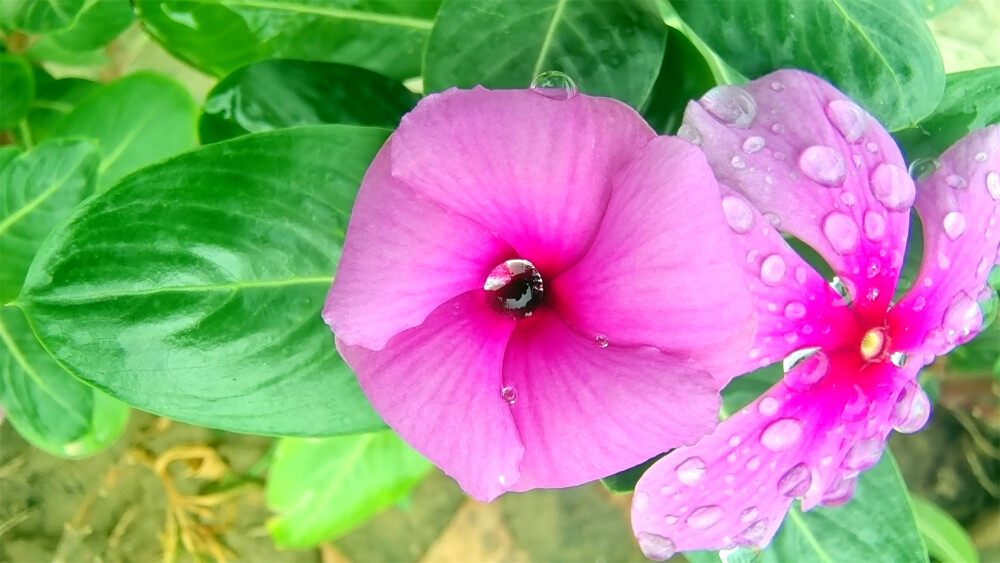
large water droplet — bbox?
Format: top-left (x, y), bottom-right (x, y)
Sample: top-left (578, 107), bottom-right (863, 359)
top-left (821, 476), bottom-right (857, 507)
top-left (721, 195), bottom-right (755, 234)
top-left (634, 492), bottom-right (650, 511)
top-left (686, 505), bottom-right (724, 530)
top-left (823, 212), bottom-right (860, 255)
top-left (843, 437), bottom-right (883, 472)
top-left (908, 158), bottom-right (939, 180)
top-left (783, 348), bottom-right (828, 390)
top-left (784, 301), bottom-right (807, 320)
top-left (740, 507), bottom-right (759, 523)
top-left (777, 463), bottom-right (813, 497)
top-left (529, 71), bottom-right (578, 100)
top-left (870, 163), bottom-right (916, 211)
top-left (701, 85), bottom-right (757, 129)
top-left (825, 100), bottom-right (868, 143)
top-left (893, 382), bottom-right (931, 434)
top-left (945, 174), bottom-right (968, 189)
top-left (841, 386), bottom-right (870, 421)
top-left (737, 520), bottom-right (768, 546)
top-left (942, 211), bottom-right (967, 240)
top-left (863, 211), bottom-right (886, 241)
top-left (677, 124), bottom-right (702, 146)
top-left (760, 418), bottom-right (804, 452)
top-left (798, 145), bottom-right (847, 187)
top-left (758, 396), bottom-right (780, 416)
top-left (761, 254), bottom-right (787, 286)
top-left (501, 386), bottom-right (517, 404)
top-left (676, 456), bottom-right (707, 485)
top-left (731, 154), bottom-right (747, 169)
top-left (988, 172), bottom-right (1000, 200)
top-left (942, 293), bottom-right (982, 345)
top-left (485, 259), bottom-right (544, 317)
top-left (743, 136), bottom-right (766, 154)
top-left (637, 532), bottom-right (676, 561)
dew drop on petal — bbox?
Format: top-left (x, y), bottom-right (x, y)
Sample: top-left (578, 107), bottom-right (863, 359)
top-left (908, 158), bottom-right (939, 181)
top-left (777, 463), bottom-right (813, 497)
top-left (729, 435), bottom-right (742, 447)
top-left (702, 85), bottom-right (757, 129)
top-left (663, 514), bottom-right (679, 524)
top-left (758, 396), bottom-right (780, 416)
top-left (771, 123), bottom-right (786, 134)
top-left (866, 142), bottom-right (879, 153)
top-left (945, 174), bottom-right (968, 189)
top-left (595, 334), bottom-right (609, 348)
top-left (743, 136), bottom-right (766, 154)
top-left (988, 172), bottom-right (1000, 200)
top-left (677, 124), bottom-right (702, 146)
top-left (760, 254), bottom-right (787, 286)
top-left (732, 154), bottom-right (748, 169)
top-left (740, 507), bottom-right (759, 523)
top-left (633, 492), bottom-right (650, 511)
top-left (943, 293), bottom-right (982, 345)
top-left (795, 267), bottom-right (808, 285)
top-left (841, 386), bottom-right (870, 421)
top-left (771, 81), bottom-right (785, 91)
top-left (783, 348), bottom-right (829, 390)
top-left (821, 476), bottom-right (857, 507)
top-left (843, 437), bottom-right (883, 471)
top-left (686, 505), bottom-right (724, 530)
top-left (745, 456), bottom-right (761, 471)
top-left (784, 301), bottom-right (807, 320)
top-left (866, 256), bottom-right (881, 278)
top-left (870, 163), bottom-right (915, 211)
top-left (943, 211), bottom-right (967, 240)
top-left (975, 152), bottom-right (988, 162)
top-left (737, 520), bottom-right (768, 546)
top-left (676, 456), bottom-right (707, 485)
top-left (501, 386), bottom-right (517, 404)
top-left (636, 532), bottom-right (676, 561)
top-left (893, 383), bottom-right (931, 434)
top-left (529, 71), bottom-right (578, 100)
top-left (863, 211), bottom-right (886, 241)
top-left (825, 100), bottom-right (868, 143)
top-left (840, 192), bottom-right (857, 206)
top-left (912, 296), bottom-right (926, 311)
top-left (798, 145), bottom-right (848, 187)
top-left (760, 418), bottom-right (804, 452)
top-left (722, 195), bottom-right (755, 234)
top-left (485, 259), bottom-right (544, 317)
top-left (823, 212), bottom-right (861, 255)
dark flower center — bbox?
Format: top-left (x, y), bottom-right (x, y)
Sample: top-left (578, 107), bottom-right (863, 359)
top-left (484, 259), bottom-right (543, 317)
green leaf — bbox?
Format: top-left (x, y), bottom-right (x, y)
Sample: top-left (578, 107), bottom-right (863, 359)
top-left (911, 497), bottom-right (979, 563)
top-left (947, 321), bottom-right (999, 376)
top-left (671, 0), bottom-right (945, 131)
top-left (640, 27), bottom-right (716, 134)
top-left (686, 452), bottom-right (927, 563)
top-left (423, 0), bottom-right (667, 109)
top-left (920, 0), bottom-right (963, 18)
top-left (23, 76), bottom-right (97, 144)
top-left (17, 125), bottom-right (390, 437)
top-left (34, 0), bottom-right (133, 52)
top-left (600, 454), bottom-right (663, 494)
top-left (721, 363), bottom-right (783, 417)
top-left (0, 53), bottom-right (34, 130)
top-left (1, 304), bottom-right (130, 458)
top-left (134, 0), bottom-right (441, 80)
top-left (200, 59), bottom-right (418, 144)
top-left (0, 0), bottom-right (86, 34)
top-left (49, 71), bottom-right (198, 189)
top-left (267, 430), bottom-right (430, 548)
top-left (894, 67), bottom-right (1000, 162)
top-left (25, 37), bottom-right (108, 66)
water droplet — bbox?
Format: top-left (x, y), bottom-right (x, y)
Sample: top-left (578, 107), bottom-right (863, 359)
top-left (740, 507), bottom-right (759, 523)
top-left (771, 81), bottom-right (785, 91)
top-left (529, 71), bottom-right (578, 100)
top-left (501, 386), bottom-right (517, 404)
top-left (731, 154), bottom-right (747, 169)
top-left (774, 150), bottom-right (786, 160)
top-left (771, 123), bottom-right (786, 134)
top-left (663, 514), bottom-right (679, 524)
top-left (937, 252), bottom-right (951, 270)
top-left (866, 142), bottom-right (879, 153)
top-left (866, 257), bottom-right (881, 278)
top-left (945, 174), bottom-right (968, 189)
top-left (676, 456), bottom-right (707, 485)
top-left (729, 435), bottom-right (742, 447)
top-left (761, 254), bottom-right (787, 286)
top-left (686, 505), bottom-right (724, 530)
top-left (795, 267), bottom-right (808, 285)
top-left (943, 293), bottom-right (982, 345)
top-left (745, 456), bottom-right (761, 471)
top-left (975, 152), bottom-right (988, 162)
top-left (823, 212), bottom-right (860, 255)
top-left (863, 211), bottom-right (886, 241)
top-left (908, 157), bottom-right (940, 180)
top-left (821, 476), bottom-right (856, 507)
top-left (843, 437), bottom-right (883, 471)
top-left (721, 195), bottom-right (755, 234)
top-left (865, 287), bottom-right (879, 302)
top-left (777, 463), bottom-right (813, 497)
top-left (893, 382), bottom-right (931, 433)
top-left (737, 520), bottom-right (768, 546)
top-left (841, 386), bottom-right (869, 421)
top-left (987, 172), bottom-right (1000, 200)
top-left (637, 532), bottom-right (676, 561)
top-left (677, 124), bottom-right (702, 145)
top-left (943, 211), bottom-right (967, 240)
top-left (743, 136), bottom-right (766, 154)
top-left (784, 301), bottom-right (807, 320)
top-left (830, 276), bottom-right (856, 306)
top-left (783, 348), bottom-right (828, 390)
top-left (798, 145), bottom-right (847, 187)
top-left (760, 418), bottom-right (803, 452)
top-left (870, 163), bottom-right (916, 211)
top-left (595, 334), bottom-right (609, 348)
top-left (840, 192), bottom-right (857, 206)
top-left (634, 492), bottom-right (650, 511)
top-left (825, 100), bottom-right (868, 142)
top-left (702, 85), bottom-right (757, 129)
top-left (852, 154), bottom-right (863, 169)
top-left (758, 397), bottom-right (780, 416)
top-left (485, 259), bottom-right (544, 317)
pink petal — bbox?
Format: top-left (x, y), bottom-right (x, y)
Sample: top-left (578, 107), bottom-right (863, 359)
top-left (631, 350), bottom-right (915, 557)
top-left (337, 291), bottom-right (522, 502)
top-left (548, 136), bottom-right (755, 379)
top-left (714, 186), bottom-right (860, 377)
top-left (501, 306), bottom-right (721, 491)
top-left (890, 125), bottom-right (1000, 356)
top-left (324, 143), bottom-right (515, 350)
top-left (391, 87), bottom-right (655, 275)
top-left (681, 70), bottom-right (912, 326)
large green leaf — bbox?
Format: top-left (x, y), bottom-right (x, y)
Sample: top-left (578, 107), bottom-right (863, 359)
top-left (21, 75), bottom-right (97, 144)
top-left (16, 125), bottom-right (390, 436)
top-left (894, 67), bottom-right (1000, 162)
top-left (671, 0), bottom-right (945, 131)
top-left (686, 453), bottom-right (927, 563)
top-left (48, 71), bottom-right (198, 189)
top-left (423, 0), bottom-right (667, 109)
top-left (911, 497), bottom-right (979, 563)
top-left (30, 0), bottom-right (133, 52)
top-left (640, 27), bottom-right (716, 134)
top-left (267, 430), bottom-right (430, 548)
top-left (134, 0), bottom-right (441, 80)
top-left (0, 0), bottom-right (86, 34)
top-left (200, 59), bottom-right (418, 144)
top-left (0, 53), bottom-right (34, 130)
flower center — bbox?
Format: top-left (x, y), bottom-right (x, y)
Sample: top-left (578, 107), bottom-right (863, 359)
top-left (859, 327), bottom-right (888, 362)
top-left (484, 259), bottom-right (544, 317)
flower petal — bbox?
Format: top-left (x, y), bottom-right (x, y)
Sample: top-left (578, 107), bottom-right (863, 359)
top-left (392, 87), bottom-right (655, 274)
top-left (501, 306), bottom-right (721, 491)
top-left (682, 70), bottom-right (912, 325)
top-left (548, 136), bottom-right (755, 378)
top-left (337, 291), bottom-right (522, 502)
top-left (631, 350), bottom-right (913, 557)
top-left (890, 125), bottom-right (1000, 356)
top-left (324, 143), bottom-right (515, 350)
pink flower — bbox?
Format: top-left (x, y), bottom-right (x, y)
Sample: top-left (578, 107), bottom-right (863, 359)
top-left (630, 69), bottom-right (1000, 559)
top-left (323, 87), bottom-right (756, 501)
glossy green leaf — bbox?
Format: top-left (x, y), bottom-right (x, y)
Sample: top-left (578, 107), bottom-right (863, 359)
top-left (894, 67), bottom-right (1000, 162)
top-left (134, 0), bottom-right (441, 80)
top-left (912, 497), bottom-right (979, 563)
top-left (671, 0), bottom-right (945, 131)
top-left (600, 454), bottom-right (662, 494)
top-left (641, 27), bottom-right (716, 134)
top-left (721, 363), bottom-right (783, 417)
top-left (17, 125), bottom-right (390, 437)
top-left (25, 37), bottom-right (108, 66)
top-left (200, 59), bottom-right (418, 144)
top-left (267, 430), bottom-right (430, 547)
top-left (0, 53), bottom-right (34, 130)
top-left (423, 0), bottom-right (667, 109)
top-left (49, 71), bottom-right (198, 189)
top-left (22, 76), bottom-right (97, 144)
top-left (0, 0), bottom-right (86, 34)
top-left (34, 0), bottom-right (133, 52)
top-left (1, 304), bottom-right (130, 458)
top-left (685, 452), bottom-right (927, 563)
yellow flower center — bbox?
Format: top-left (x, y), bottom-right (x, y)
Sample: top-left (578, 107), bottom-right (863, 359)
top-left (860, 327), bottom-right (888, 361)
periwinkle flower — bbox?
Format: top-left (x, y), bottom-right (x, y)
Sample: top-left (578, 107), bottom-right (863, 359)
top-left (631, 69), bottom-right (1000, 559)
top-left (323, 86), bottom-right (756, 501)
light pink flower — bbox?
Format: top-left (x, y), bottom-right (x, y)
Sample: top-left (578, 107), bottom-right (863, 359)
top-left (630, 69), bottom-right (1000, 559)
top-left (323, 87), bottom-right (755, 501)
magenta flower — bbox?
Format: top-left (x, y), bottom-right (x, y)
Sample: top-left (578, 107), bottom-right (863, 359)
top-left (323, 87), bottom-right (756, 501)
top-left (630, 69), bottom-right (1000, 559)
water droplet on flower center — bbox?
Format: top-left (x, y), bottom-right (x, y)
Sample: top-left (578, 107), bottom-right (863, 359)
top-left (484, 259), bottom-right (543, 317)
top-left (529, 70), bottom-right (578, 100)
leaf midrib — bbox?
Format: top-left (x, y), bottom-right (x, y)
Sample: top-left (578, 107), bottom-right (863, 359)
top-left (22, 275), bottom-right (334, 304)
top-left (531, 0), bottom-right (569, 78)
top-left (215, 0), bottom-right (434, 31)
top-left (787, 509), bottom-right (835, 563)
top-left (0, 151), bottom-right (88, 235)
